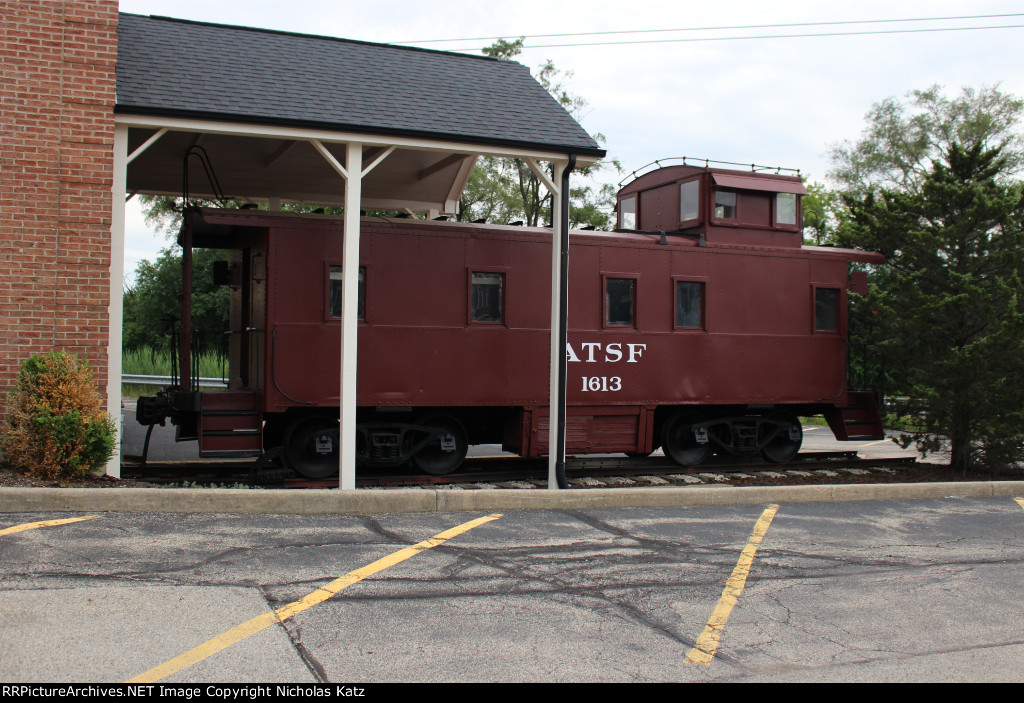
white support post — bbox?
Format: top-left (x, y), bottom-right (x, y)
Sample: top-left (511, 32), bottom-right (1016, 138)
top-left (105, 125), bottom-right (129, 478)
top-left (310, 138), bottom-right (391, 490)
top-left (339, 142), bottom-right (363, 490)
top-left (547, 160), bottom-right (567, 490)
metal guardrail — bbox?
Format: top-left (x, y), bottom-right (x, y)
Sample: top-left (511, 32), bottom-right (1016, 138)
top-left (122, 374), bottom-right (229, 389)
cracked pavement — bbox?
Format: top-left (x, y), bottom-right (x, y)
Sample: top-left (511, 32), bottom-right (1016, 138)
top-left (1, 498), bottom-right (1023, 682)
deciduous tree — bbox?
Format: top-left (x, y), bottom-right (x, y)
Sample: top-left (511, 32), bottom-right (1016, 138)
top-left (460, 38), bottom-right (619, 228)
top-left (123, 248), bottom-right (230, 357)
top-left (829, 85), bottom-right (1023, 196)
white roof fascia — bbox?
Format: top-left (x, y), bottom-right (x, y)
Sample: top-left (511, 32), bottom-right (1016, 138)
top-left (121, 188), bottom-right (447, 212)
top-left (115, 114), bottom-right (601, 165)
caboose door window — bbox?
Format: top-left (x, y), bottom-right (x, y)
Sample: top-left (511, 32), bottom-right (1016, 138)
top-left (605, 278), bottom-right (636, 327)
top-left (328, 265), bottom-right (365, 320)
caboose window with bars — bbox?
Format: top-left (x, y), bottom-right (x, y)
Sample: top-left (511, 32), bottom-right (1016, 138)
top-left (675, 280), bottom-right (705, 329)
top-left (471, 271), bottom-right (504, 323)
top-left (328, 265), bottom-right (365, 320)
top-left (605, 277), bottom-right (636, 327)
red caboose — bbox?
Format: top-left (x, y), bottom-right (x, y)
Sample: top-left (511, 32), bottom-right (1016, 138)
top-left (138, 163), bottom-right (885, 477)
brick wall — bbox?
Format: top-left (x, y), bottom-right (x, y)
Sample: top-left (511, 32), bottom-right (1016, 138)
top-left (0, 0), bottom-right (118, 409)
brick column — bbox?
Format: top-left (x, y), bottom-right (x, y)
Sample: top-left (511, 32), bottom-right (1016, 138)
top-left (0, 0), bottom-right (118, 408)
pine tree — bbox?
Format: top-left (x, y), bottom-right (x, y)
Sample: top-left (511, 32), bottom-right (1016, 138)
top-left (839, 143), bottom-right (1024, 471)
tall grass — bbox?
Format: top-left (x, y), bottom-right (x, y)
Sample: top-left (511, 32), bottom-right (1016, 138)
top-left (121, 347), bottom-right (226, 398)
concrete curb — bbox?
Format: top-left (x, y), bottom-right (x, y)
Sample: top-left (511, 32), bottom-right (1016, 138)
top-left (1, 481), bottom-right (1022, 515)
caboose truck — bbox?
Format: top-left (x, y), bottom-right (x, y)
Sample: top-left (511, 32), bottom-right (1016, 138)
top-left (136, 161), bottom-right (886, 478)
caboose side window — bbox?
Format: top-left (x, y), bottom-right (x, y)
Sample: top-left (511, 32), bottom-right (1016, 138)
top-left (619, 196), bottom-right (637, 229)
top-left (714, 190), bottom-right (736, 220)
top-left (815, 287), bottom-right (839, 332)
top-left (605, 278), bottom-right (635, 326)
top-left (328, 265), bottom-right (365, 320)
top-left (675, 280), bottom-right (705, 329)
top-left (776, 192), bottom-right (797, 226)
top-left (471, 272), bottom-right (504, 323)
top-left (680, 180), bottom-right (700, 222)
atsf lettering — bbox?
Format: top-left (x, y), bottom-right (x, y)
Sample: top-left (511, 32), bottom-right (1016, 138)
top-left (568, 342), bottom-right (646, 393)
top-left (566, 342), bottom-right (646, 364)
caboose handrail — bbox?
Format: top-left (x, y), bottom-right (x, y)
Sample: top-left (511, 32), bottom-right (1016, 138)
top-left (121, 374), bottom-right (227, 388)
top-left (618, 157), bottom-right (802, 187)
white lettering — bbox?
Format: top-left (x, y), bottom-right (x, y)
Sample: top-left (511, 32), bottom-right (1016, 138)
top-left (581, 376), bottom-right (623, 392)
top-left (627, 343), bottom-right (647, 363)
top-left (568, 341), bottom-right (648, 363)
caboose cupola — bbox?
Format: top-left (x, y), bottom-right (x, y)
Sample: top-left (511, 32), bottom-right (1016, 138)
top-left (616, 158), bottom-right (808, 247)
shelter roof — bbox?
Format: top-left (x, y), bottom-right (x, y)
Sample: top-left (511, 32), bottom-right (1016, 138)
top-left (116, 13), bottom-right (604, 157)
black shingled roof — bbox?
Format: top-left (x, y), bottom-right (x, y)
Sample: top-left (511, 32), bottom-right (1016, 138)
top-left (116, 14), bottom-right (605, 157)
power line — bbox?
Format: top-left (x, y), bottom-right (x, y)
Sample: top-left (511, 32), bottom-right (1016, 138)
top-left (434, 23), bottom-right (1024, 53)
top-left (392, 13), bottom-right (1024, 45)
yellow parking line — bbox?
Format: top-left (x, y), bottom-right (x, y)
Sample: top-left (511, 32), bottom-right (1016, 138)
top-left (686, 504), bottom-right (779, 666)
top-left (126, 513), bottom-right (503, 683)
top-left (857, 439), bottom-right (892, 448)
top-left (1014, 497), bottom-right (1024, 511)
top-left (0, 515), bottom-right (100, 537)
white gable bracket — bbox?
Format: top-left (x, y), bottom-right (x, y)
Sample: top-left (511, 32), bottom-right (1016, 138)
top-left (309, 139), bottom-right (349, 180)
top-left (362, 145), bottom-right (395, 178)
top-left (127, 128), bottom-right (167, 165)
top-left (264, 140), bottom-right (299, 169)
top-left (524, 158), bottom-right (559, 196)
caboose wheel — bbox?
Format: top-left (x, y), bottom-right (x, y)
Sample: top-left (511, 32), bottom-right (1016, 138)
top-left (410, 414), bottom-right (468, 475)
top-left (282, 415), bottom-right (339, 479)
top-left (760, 411), bottom-right (802, 463)
top-left (661, 411), bottom-right (711, 466)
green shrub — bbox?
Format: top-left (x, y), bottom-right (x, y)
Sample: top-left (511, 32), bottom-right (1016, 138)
top-left (1, 351), bottom-right (116, 479)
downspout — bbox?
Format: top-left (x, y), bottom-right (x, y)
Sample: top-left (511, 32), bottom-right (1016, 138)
top-left (555, 154), bottom-right (576, 489)
top-left (180, 212), bottom-right (193, 394)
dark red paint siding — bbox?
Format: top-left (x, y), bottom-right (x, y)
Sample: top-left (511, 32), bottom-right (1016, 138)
top-left (245, 216), bottom-right (869, 415)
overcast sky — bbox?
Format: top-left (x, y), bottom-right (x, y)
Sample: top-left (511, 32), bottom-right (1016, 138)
top-left (117, 0), bottom-right (1024, 280)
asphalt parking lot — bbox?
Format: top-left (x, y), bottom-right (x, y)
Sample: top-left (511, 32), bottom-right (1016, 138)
top-left (2, 497), bottom-right (1023, 683)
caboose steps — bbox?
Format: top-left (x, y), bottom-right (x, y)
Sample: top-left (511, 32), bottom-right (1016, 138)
top-left (198, 392), bottom-right (263, 456)
top-left (823, 392), bottom-right (885, 441)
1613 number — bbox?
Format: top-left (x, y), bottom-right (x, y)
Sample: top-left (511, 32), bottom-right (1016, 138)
top-left (581, 376), bottom-right (622, 392)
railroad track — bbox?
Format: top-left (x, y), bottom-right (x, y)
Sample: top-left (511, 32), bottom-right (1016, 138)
top-left (122, 451), bottom-right (917, 489)
top-left (304, 453), bottom-right (916, 489)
